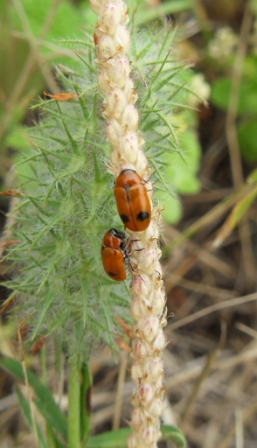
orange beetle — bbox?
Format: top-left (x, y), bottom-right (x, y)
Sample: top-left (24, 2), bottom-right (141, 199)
top-left (114, 169), bottom-right (151, 232)
top-left (101, 228), bottom-right (128, 281)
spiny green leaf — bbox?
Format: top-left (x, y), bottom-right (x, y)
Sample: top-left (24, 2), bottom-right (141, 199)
top-left (136, 28), bottom-right (164, 60)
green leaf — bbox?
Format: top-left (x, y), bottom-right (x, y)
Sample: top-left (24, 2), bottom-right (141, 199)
top-left (155, 129), bottom-right (201, 224)
top-left (210, 77), bottom-right (231, 111)
top-left (31, 292), bottom-right (56, 339)
top-left (15, 388), bottom-right (47, 448)
top-left (238, 120), bottom-right (257, 162)
top-left (164, 131), bottom-right (201, 194)
top-left (214, 184), bottom-right (257, 247)
top-left (87, 425), bottom-right (186, 448)
top-left (11, 0), bottom-right (83, 46)
top-left (247, 169), bottom-right (257, 183)
top-left (0, 35), bottom-right (44, 109)
top-left (131, 0), bottom-right (192, 26)
top-left (87, 428), bottom-right (130, 448)
top-left (211, 75), bottom-right (257, 116)
top-left (45, 425), bottom-right (66, 448)
top-left (156, 190), bottom-right (182, 224)
top-left (161, 425), bottom-right (187, 447)
top-left (0, 356), bottom-right (68, 440)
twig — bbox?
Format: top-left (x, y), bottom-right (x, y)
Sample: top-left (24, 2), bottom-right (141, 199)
top-left (235, 409), bottom-right (244, 448)
top-left (165, 273), bottom-right (237, 300)
top-left (216, 397), bottom-right (257, 448)
top-left (165, 341), bottom-right (257, 389)
top-left (226, 2), bottom-right (252, 186)
top-left (179, 322), bottom-right (227, 425)
top-left (112, 352), bottom-right (128, 430)
top-left (225, 1), bottom-right (255, 287)
top-left (168, 292), bottom-right (257, 331)
top-left (166, 181), bottom-right (255, 252)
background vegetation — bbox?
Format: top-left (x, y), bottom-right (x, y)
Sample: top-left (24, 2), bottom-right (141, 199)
top-left (1, 0), bottom-right (257, 447)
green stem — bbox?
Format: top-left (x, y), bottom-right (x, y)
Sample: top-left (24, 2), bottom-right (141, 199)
top-left (80, 363), bottom-right (92, 445)
top-left (68, 357), bottom-right (81, 448)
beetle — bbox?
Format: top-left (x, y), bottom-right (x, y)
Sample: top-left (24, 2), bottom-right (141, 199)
top-left (101, 228), bottom-right (128, 281)
top-left (114, 169), bottom-right (151, 232)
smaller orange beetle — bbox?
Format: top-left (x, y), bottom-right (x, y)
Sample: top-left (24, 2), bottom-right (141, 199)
top-left (101, 228), bottom-right (128, 281)
top-left (114, 169), bottom-right (151, 232)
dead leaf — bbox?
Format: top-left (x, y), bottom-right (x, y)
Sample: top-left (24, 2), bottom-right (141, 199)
top-left (0, 189), bottom-right (24, 197)
top-left (44, 92), bottom-right (77, 101)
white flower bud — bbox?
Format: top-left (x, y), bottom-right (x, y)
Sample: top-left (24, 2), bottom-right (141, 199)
top-left (127, 433), bottom-right (138, 448)
top-left (105, 88), bottom-right (126, 120)
top-left (131, 274), bottom-right (151, 299)
top-left (134, 150), bottom-right (150, 177)
top-left (139, 426), bottom-right (159, 446)
top-left (151, 290), bottom-right (166, 315)
top-left (131, 297), bottom-right (146, 320)
top-left (153, 329), bottom-right (166, 351)
top-left (144, 180), bottom-right (153, 199)
top-left (144, 358), bottom-right (163, 378)
top-left (132, 339), bottom-right (148, 359)
top-left (137, 132), bottom-right (145, 149)
top-left (147, 398), bottom-right (162, 417)
top-left (123, 78), bottom-right (138, 104)
top-left (138, 382), bottom-right (154, 405)
top-left (137, 247), bottom-right (156, 275)
top-left (141, 225), bottom-right (158, 248)
top-left (159, 305), bottom-right (167, 327)
top-left (121, 105), bottom-right (139, 132)
top-left (131, 392), bottom-right (140, 408)
top-left (151, 223), bottom-right (160, 241)
top-left (156, 246), bottom-right (162, 260)
top-left (99, 2), bottom-right (121, 35)
top-left (106, 118), bottom-right (123, 145)
top-left (110, 147), bottom-right (123, 169)
top-left (119, 162), bottom-right (138, 172)
top-left (118, 0), bottom-right (128, 25)
top-left (119, 132), bottom-right (139, 163)
top-left (137, 315), bottom-right (159, 342)
top-left (131, 362), bottom-right (143, 382)
top-left (105, 57), bottom-right (130, 87)
top-left (131, 408), bottom-right (146, 430)
top-left (155, 377), bottom-right (164, 393)
top-left (88, 0), bottom-right (102, 14)
top-left (114, 25), bottom-right (130, 54)
top-left (155, 261), bottom-right (163, 276)
top-left (97, 35), bottom-right (117, 60)
top-left (97, 70), bottom-right (111, 95)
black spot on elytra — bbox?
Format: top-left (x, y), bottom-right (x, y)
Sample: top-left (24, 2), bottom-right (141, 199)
top-left (137, 211), bottom-right (149, 222)
top-left (120, 214), bottom-right (129, 223)
top-left (109, 271), bottom-right (117, 278)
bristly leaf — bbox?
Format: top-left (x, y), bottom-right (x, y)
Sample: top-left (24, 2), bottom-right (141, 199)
top-left (4, 25), bottom-right (199, 361)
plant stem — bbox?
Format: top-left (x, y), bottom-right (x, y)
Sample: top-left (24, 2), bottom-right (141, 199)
top-left (68, 357), bottom-right (81, 448)
top-left (80, 363), bottom-right (92, 445)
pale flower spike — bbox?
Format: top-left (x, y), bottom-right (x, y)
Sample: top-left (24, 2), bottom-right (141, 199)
top-left (89, 0), bottom-right (167, 446)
